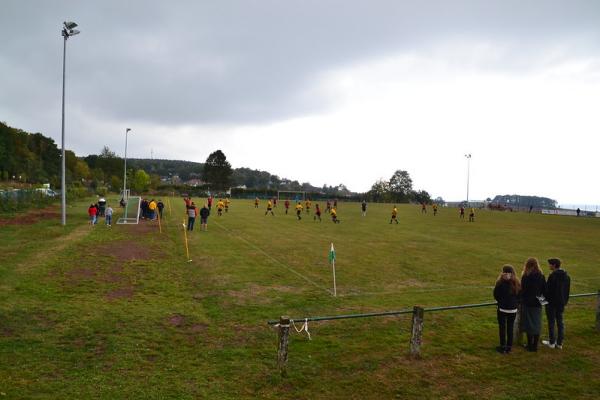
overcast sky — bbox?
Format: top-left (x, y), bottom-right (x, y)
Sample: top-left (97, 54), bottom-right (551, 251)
top-left (2, 1), bottom-right (599, 205)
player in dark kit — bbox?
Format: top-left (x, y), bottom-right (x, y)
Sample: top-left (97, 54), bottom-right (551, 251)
top-left (314, 204), bottom-right (322, 222)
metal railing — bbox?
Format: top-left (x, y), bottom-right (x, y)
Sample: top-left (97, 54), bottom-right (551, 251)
top-left (270, 291), bottom-right (600, 376)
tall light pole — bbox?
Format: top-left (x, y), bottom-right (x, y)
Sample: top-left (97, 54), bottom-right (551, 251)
top-left (60, 21), bottom-right (80, 226)
top-left (465, 153), bottom-right (472, 205)
top-left (123, 128), bottom-right (132, 203)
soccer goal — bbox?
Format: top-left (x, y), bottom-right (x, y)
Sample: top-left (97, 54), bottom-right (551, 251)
top-left (277, 191), bottom-right (306, 201)
top-left (117, 196), bottom-right (142, 225)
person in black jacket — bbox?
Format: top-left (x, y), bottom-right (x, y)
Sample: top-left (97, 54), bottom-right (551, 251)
top-left (520, 257), bottom-right (547, 352)
top-left (199, 204), bottom-right (210, 231)
top-left (493, 265), bottom-right (521, 354)
top-left (542, 258), bottom-right (571, 349)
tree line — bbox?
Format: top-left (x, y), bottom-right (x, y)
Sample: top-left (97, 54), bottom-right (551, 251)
top-left (1, 121), bottom-right (436, 203)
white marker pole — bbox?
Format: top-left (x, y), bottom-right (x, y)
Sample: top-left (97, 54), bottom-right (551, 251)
top-left (332, 258), bottom-right (337, 297)
top-left (329, 242), bottom-right (337, 297)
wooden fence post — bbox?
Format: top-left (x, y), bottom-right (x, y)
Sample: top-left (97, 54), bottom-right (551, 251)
top-left (513, 304), bottom-right (523, 345)
top-left (596, 289), bottom-right (600, 332)
top-left (277, 316), bottom-right (290, 376)
top-left (409, 306), bottom-right (425, 358)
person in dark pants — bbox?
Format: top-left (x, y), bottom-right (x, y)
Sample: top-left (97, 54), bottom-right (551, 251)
top-left (542, 258), bottom-right (571, 349)
top-left (187, 202), bottom-right (197, 231)
top-left (157, 200), bottom-right (164, 219)
top-left (199, 204), bottom-right (210, 231)
top-left (520, 258), bottom-right (546, 352)
top-left (493, 265), bottom-right (521, 354)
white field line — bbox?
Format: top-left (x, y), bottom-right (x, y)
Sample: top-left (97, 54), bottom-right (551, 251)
top-left (213, 221), bottom-right (334, 295)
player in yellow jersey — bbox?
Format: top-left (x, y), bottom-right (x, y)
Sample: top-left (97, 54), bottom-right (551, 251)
top-left (305, 199), bottom-right (311, 214)
top-left (390, 205), bottom-right (398, 224)
top-left (330, 207), bottom-right (340, 223)
top-left (469, 207), bottom-right (475, 222)
top-left (254, 197), bottom-right (259, 208)
top-left (265, 199), bottom-right (275, 216)
top-left (217, 199), bottom-right (225, 216)
top-left (225, 198), bottom-right (231, 213)
top-left (433, 203), bottom-right (438, 216)
top-left (295, 202), bottom-right (303, 220)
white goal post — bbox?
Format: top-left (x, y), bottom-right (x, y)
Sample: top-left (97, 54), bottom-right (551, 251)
top-left (117, 196), bottom-right (142, 225)
top-left (277, 191), bottom-right (306, 201)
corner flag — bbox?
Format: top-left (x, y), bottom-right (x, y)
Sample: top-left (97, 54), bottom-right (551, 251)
top-left (328, 243), bottom-right (336, 263)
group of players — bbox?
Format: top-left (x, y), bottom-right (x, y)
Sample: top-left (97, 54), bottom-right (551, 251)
top-left (253, 197), bottom-right (478, 224)
top-left (257, 197), bottom-right (340, 223)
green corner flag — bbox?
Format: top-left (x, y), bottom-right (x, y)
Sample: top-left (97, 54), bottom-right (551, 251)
top-left (329, 243), bottom-right (336, 263)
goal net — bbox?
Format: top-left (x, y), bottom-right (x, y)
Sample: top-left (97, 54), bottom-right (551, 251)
top-left (117, 196), bottom-right (141, 225)
top-left (277, 191), bottom-right (306, 201)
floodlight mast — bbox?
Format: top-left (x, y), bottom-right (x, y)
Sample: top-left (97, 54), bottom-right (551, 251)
top-left (465, 154), bottom-right (472, 206)
top-left (60, 20), bottom-right (80, 226)
top-left (123, 128), bottom-right (132, 205)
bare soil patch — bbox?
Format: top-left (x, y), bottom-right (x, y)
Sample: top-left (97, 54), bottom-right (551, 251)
top-left (0, 206), bottom-right (61, 226)
top-left (168, 314), bottom-right (186, 327)
top-left (95, 241), bottom-right (150, 263)
top-left (105, 287), bottom-right (134, 300)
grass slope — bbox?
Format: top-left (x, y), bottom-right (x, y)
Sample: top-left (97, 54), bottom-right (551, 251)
top-left (1, 198), bottom-right (599, 399)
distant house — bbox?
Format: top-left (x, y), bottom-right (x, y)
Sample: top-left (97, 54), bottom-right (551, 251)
top-left (184, 179), bottom-right (205, 187)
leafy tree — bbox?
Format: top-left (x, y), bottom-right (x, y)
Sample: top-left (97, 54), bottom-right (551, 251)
top-left (203, 150), bottom-right (232, 191)
top-left (411, 190), bottom-right (431, 204)
top-left (389, 170), bottom-right (413, 196)
top-left (131, 169), bottom-right (151, 193)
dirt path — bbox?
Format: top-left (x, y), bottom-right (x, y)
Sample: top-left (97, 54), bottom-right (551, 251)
top-left (16, 224), bottom-right (92, 272)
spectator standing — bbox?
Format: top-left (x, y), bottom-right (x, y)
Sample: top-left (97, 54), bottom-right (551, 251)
top-left (542, 258), bottom-right (571, 349)
top-left (520, 258), bottom-right (546, 352)
top-left (187, 202), bottom-right (198, 231)
top-left (157, 200), bottom-right (164, 219)
top-left (88, 204), bottom-right (97, 226)
top-left (493, 265), bottom-right (520, 353)
top-left (199, 204), bottom-right (210, 231)
top-left (105, 204), bottom-right (113, 227)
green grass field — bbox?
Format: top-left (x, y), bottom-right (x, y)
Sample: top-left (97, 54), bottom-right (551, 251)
top-left (1, 198), bottom-right (599, 399)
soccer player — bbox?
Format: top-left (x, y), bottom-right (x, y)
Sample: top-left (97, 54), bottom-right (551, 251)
top-left (330, 207), bottom-right (340, 223)
top-left (314, 203), bottom-right (322, 222)
top-left (325, 200), bottom-right (331, 214)
top-left (469, 207), bottom-right (475, 222)
top-left (254, 197), bottom-right (259, 208)
top-left (284, 199), bottom-right (290, 214)
top-left (217, 199), bottom-right (225, 216)
top-left (432, 203), bottom-right (438, 216)
top-left (265, 199), bottom-right (275, 216)
top-left (421, 203), bottom-right (427, 214)
top-left (225, 198), bottom-right (231, 213)
top-left (305, 198), bottom-right (311, 214)
top-left (295, 202), bottom-right (303, 220)
top-left (273, 198), bottom-right (278, 208)
top-left (390, 205), bottom-right (398, 224)
top-left (460, 206), bottom-right (465, 219)
top-left (361, 200), bottom-right (367, 216)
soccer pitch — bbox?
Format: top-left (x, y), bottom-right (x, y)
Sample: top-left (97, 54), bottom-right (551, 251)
top-left (1, 198), bottom-right (599, 399)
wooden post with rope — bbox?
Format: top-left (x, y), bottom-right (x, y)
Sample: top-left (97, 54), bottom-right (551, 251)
top-left (409, 306), bottom-right (424, 358)
top-left (277, 316), bottom-right (290, 376)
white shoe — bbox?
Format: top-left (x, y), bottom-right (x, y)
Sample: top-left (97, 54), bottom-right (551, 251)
top-left (556, 344), bottom-right (562, 349)
top-left (542, 340), bottom-right (555, 349)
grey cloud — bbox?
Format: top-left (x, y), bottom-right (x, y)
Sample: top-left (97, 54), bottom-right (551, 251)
top-left (2, 0), bottom-right (600, 133)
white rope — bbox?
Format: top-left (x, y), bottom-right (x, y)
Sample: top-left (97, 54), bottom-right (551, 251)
top-left (290, 318), bottom-right (312, 340)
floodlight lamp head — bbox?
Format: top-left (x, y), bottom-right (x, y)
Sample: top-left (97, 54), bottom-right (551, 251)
top-left (126, 128), bottom-right (131, 133)
top-left (69, 29), bottom-right (80, 36)
top-left (64, 21), bottom-right (78, 30)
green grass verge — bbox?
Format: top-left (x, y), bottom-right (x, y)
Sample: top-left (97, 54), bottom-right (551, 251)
top-left (1, 198), bottom-right (599, 399)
